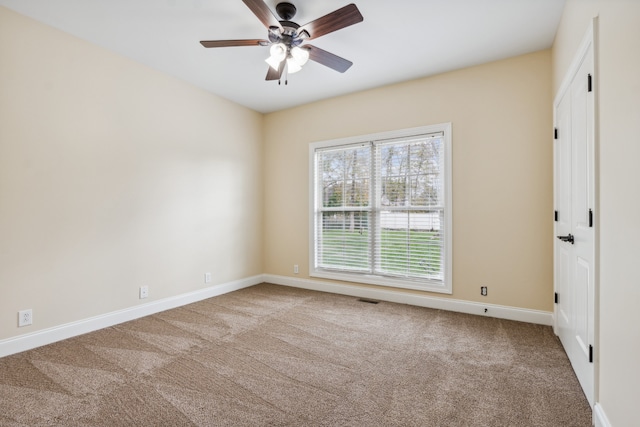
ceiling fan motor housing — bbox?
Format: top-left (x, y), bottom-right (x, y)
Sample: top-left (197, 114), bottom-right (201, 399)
top-left (276, 2), bottom-right (297, 21)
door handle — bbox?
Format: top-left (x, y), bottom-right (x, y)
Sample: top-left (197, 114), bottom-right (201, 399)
top-left (557, 234), bottom-right (575, 244)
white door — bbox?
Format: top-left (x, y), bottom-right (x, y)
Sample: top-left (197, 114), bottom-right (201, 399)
top-left (554, 33), bottom-right (595, 407)
top-left (554, 89), bottom-right (573, 356)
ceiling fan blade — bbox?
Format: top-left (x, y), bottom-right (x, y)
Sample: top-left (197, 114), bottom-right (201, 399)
top-left (306, 45), bottom-right (353, 73)
top-left (200, 39), bottom-right (269, 48)
top-left (242, 0), bottom-right (283, 30)
top-left (266, 61), bottom-right (286, 81)
top-left (298, 4), bottom-right (363, 40)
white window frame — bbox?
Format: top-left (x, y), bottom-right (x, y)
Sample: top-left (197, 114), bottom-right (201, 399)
top-left (309, 123), bottom-right (452, 294)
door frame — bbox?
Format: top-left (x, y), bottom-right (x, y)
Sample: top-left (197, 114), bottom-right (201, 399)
top-left (553, 17), bottom-right (599, 407)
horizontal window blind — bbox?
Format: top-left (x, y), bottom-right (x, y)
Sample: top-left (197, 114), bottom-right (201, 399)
top-left (375, 135), bottom-right (445, 281)
top-left (315, 144), bottom-right (372, 272)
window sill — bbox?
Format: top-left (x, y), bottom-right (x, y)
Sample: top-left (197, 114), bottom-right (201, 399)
top-left (310, 270), bottom-right (452, 294)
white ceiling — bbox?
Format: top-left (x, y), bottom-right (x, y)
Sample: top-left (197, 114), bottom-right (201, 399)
top-left (0, 0), bottom-right (565, 113)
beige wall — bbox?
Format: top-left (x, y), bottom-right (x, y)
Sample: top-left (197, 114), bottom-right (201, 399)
top-left (0, 7), bottom-right (264, 340)
top-left (553, 0), bottom-right (640, 424)
top-left (264, 50), bottom-right (553, 312)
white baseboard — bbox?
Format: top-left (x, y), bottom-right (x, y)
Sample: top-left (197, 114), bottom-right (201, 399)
top-left (593, 403), bottom-right (611, 427)
top-left (1, 274), bottom-right (555, 359)
top-left (264, 274), bottom-right (553, 326)
top-left (0, 275), bottom-right (262, 358)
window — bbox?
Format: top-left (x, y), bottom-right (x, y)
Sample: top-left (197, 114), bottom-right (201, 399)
top-left (309, 124), bottom-right (452, 293)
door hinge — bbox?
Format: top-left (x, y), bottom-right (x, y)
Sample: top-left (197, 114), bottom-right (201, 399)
top-left (554, 292), bottom-right (558, 304)
top-left (588, 74), bottom-right (593, 92)
top-left (554, 128), bottom-right (558, 140)
top-left (589, 209), bottom-right (593, 227)
top-left (589, 345), bottom-right (594, 363)
top-left (554, 210), bottom-right (558, 222)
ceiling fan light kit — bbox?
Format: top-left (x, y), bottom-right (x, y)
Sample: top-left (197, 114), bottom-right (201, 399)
top-left (266, 43), bottom-right (287, 70)
top-left (200, 0), bottom-right (363, 84)
top-left (267, 45), bottom-right (309, 75)
top-left (291, 46), bottom-right (310, 64)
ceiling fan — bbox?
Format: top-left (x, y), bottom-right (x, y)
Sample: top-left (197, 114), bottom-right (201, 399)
top-left (200, 0), bottom-right (364, 84)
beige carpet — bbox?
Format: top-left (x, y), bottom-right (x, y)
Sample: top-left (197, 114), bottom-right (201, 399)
top-left (0, 283), bottom-right (591, 426)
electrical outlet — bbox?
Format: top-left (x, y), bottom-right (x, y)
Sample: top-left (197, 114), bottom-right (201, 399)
top-left (139, 286), bottom-right (149, 299)
top-left (481, 286), bottom-right (488, 296)
top-left (18, 309), bottom-right (32, 327)
top-left (294, 265), bottom-right (299, 274)
top-left (204, 272), bottom-right (212, 284)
